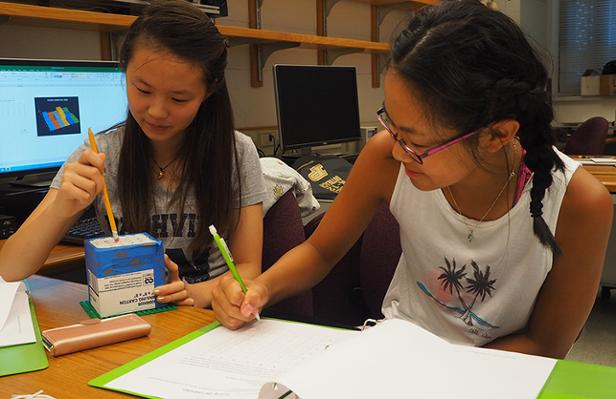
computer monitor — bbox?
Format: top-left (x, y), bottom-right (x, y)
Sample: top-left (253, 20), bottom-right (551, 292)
top-left (0, 58), bottom-right (128, 183)
top-left (273, 64), bottom-right (361, 153)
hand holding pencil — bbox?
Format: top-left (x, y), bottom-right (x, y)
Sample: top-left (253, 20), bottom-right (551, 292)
top-left (212, 272), bottom-right (270, 330)
top-left (210, 225), bottom-right (266, 329)
top-left (52, 130), bottom-right (107, 220)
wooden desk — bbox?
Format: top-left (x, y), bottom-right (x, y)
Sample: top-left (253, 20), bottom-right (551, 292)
top-left (0, 276), bottom-right (215, 398)
top-left (581, 164), bottom-right (616, 193)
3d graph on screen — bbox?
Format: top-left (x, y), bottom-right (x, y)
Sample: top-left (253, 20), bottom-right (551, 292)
top-left (41, 106), bottom-right (80, 132)
top-left (35, 97), bottom-right (81, 136)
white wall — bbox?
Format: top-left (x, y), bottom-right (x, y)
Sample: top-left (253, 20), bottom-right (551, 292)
top-left (0, 23), bottom-right (102, 59)
top-left (553, 98), bottom-right (616, 124)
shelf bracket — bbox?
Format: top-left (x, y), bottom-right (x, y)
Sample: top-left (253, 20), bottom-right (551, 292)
top-left (317, 0), bottom-right (344, 37)
top-left (375, 3), bottom-right (412, 29)
top-left (249, 0), bottom-right (265, 29)
top-left (371, 51), bottom-right (390, 88)
top-left (370, 3), bottom-right (418, 88)
top-left (371, 2), bottom-right (413, 47)
top-left (323, 48), bottom-right (359, 65)
top-left (247, 0), bottom-right (301, 87)
top-left (250, 42), bottom-right (298, 87)
top-left (316, 0), bottom-right (344, 65)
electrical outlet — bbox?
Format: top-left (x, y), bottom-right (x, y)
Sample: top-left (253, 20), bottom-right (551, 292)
top-left (258, 131), bottom-right (270, 147)
top-left (256, 131), bottom-right (277, 147)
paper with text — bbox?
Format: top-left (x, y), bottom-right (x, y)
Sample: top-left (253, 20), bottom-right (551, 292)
top-left (0, 281), bottom-right (36, 348)
top-left (268, 319), bottom-right (556, 399)
top-left (105, 319), bottom-right (355, 399)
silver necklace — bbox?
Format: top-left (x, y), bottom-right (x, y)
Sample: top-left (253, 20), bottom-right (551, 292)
top-left (446, 170), bottom-right (516, 243)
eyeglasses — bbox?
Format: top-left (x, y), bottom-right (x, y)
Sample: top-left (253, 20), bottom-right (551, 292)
top-left (376, 106), bottom-right (483, 165)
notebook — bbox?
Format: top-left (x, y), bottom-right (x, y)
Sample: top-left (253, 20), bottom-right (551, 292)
top-left (89, 318), bottom-right (574, 399)
top-left (0, 279), bottom-right (48, 376)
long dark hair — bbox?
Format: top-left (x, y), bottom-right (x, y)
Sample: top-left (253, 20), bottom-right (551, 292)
top-left (118, 0), bottom-right (239, 253)
top-left (390, 0), bottom-right (564, 255)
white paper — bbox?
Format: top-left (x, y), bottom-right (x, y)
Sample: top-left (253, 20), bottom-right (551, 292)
top-left (272, 319), bottom-right (556, 399)
top-left (105, 319), bottom-right (356, 399)
top-left (590, 157), bottom-right (616, 164)
top-left (90, 233), bottom-right (155, 248)
top-left (0, 282), bottom-right (36, 348)
top-left (577, 157), bottom-right (616, 166)
top-left (0, 280), bottom-right (21, 331)
top-left (103, 318), bottom-right (555, 399)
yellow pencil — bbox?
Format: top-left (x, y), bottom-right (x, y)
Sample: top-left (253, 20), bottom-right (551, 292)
top-left (87, 128), bottom-right (119, 242)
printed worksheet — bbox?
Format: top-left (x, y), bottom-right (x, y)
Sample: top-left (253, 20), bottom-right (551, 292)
top-left (105, 319), bottom-right (355, 399)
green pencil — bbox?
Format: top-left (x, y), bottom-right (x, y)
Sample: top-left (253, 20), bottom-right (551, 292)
top-left (209, 225), bottom-right (260, 321)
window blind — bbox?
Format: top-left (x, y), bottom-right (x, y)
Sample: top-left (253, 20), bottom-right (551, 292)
top-left (559, 0), bottom-right (616, 95)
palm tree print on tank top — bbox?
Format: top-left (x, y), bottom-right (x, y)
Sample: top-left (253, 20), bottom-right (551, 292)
top-left (417, 257), bottom-right (499, 338)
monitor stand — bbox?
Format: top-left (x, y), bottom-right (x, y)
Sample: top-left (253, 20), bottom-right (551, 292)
top-left (9, 172), bottom-right (56, 189)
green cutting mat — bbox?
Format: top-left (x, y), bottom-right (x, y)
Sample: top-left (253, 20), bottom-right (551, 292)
top-left (80, 301), bottom-right (176, 319)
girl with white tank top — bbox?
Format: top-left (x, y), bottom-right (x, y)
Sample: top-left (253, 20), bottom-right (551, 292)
top-left (212, 1), bottom-right (612, 359)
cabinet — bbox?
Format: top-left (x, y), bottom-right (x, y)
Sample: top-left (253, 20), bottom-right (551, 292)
top-left (0, 0), bottom-right (435, 87)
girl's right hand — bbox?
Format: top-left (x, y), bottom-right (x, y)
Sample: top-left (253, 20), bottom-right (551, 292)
top-left (52, 149), bottom-right (106, 218)
top-left (212, 274), bottom-right (269, 330)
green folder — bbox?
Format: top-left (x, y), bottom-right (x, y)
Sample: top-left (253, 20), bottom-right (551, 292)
top-left (0, 293), bottom-right (49, 376)
top-left (539, 360), bottom-right (616, 399)
top-left (89, 321), bottom-right (221, 398)
top-left (90, 319), bottom-right (616, 399)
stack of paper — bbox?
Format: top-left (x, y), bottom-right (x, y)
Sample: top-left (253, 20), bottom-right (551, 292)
top-left (0, 278), bottom-right (36, 348)
top-left (93, 319), bottom-right (556, 399)
top-left (267, 319), bottom-right (556, 399)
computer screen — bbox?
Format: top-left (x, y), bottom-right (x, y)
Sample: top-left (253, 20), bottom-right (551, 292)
top-left (0, 58), bottom-right (128, 178)
top-left (273, 64), bottom-right (361, 152)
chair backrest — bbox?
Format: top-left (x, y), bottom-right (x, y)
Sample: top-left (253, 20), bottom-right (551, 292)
top-left (262, 190), bottom-right (314, 320)
top-left (564, 116), bottom-right (610, 155)
top-left (308, 202), bottom-right (401, 326)
top-left (359, 203), bottom-right (401, 319)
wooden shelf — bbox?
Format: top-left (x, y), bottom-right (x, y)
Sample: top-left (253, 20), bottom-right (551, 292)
top-left (0, 1), bottom-right (390, 86)
top-left (355, 0), bottom-right (437, 6)
top-left (221, 25), bottom-right (389, 52)
top-left (0, 1), bottom-right (437, 87)
top-left (0, 2), bottom-right (389, 51)
top-left (0, 1), bottom-right (135, 28)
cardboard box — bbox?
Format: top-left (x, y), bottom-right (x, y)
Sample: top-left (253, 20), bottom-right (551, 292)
top-left (85, 233), bottom-right (165, 318)
top-left (581, 75), bottom-right (600, 96)
top-left (600, 74), bottom-right (616, 96)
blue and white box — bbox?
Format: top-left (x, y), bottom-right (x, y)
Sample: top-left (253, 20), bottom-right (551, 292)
top-left (85, 233), bottom-right (166, 318)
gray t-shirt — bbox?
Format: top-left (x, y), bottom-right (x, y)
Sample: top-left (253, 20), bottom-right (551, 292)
top-left (51, 126), bottom-right (266, 283)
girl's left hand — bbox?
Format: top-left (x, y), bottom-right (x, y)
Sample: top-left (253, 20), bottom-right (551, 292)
top-left (154, 255), bottom-right (194, 306)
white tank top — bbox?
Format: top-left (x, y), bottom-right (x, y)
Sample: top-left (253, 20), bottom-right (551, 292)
top-left (382, 149), bottom-right (579, 346)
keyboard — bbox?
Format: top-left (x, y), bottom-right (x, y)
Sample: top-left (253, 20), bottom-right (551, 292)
top-left (62, 216), bottom-right (105, 244)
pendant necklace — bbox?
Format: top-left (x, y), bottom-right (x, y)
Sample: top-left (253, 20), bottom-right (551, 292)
top-left (446, 170), bottom-right (516, 243)
top-left (153, 156), bottom-right (179, 180)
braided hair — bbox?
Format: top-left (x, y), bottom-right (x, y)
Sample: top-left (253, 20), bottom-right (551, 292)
top-left (390, 0), bottom-right (564, 255)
